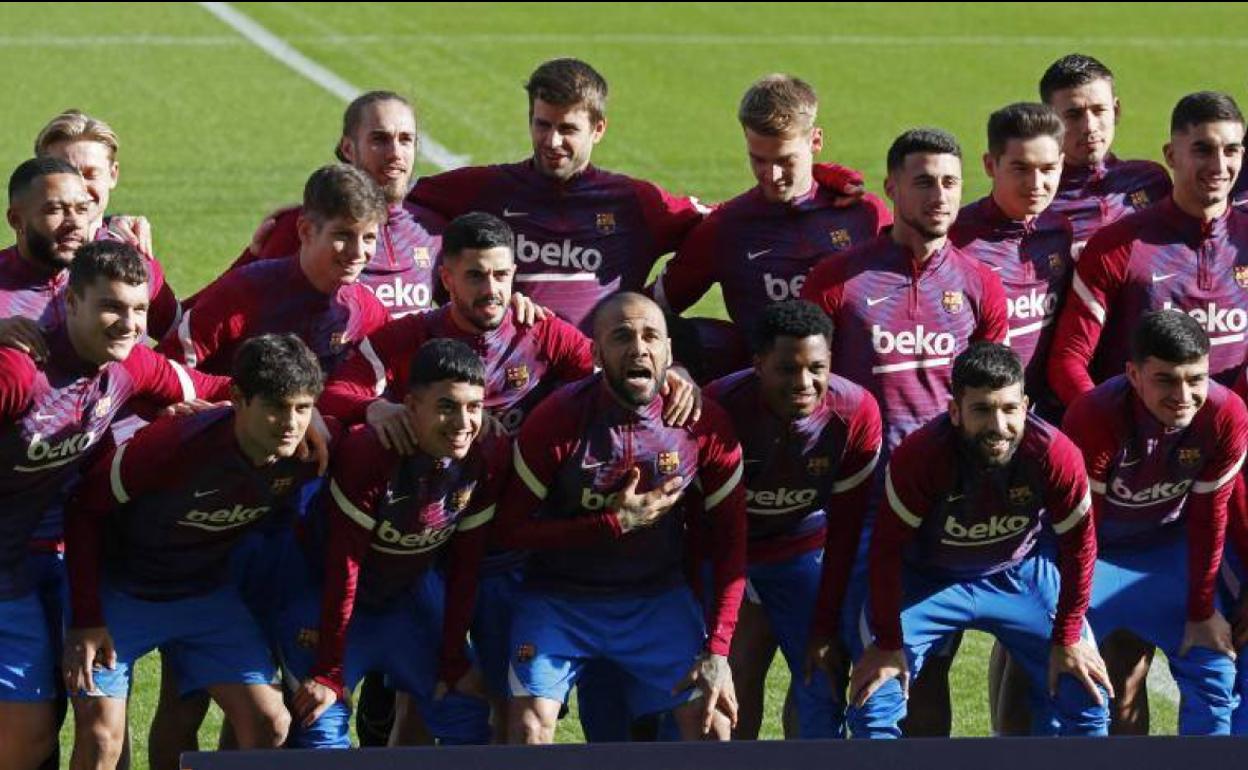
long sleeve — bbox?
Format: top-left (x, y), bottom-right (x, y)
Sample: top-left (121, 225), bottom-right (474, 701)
top-left (1042, 433), bottom-right (1097, 645)
top-left (695, 401), bottom-right (747, 656)
top-left (318, 316), bottom-right (426, 424)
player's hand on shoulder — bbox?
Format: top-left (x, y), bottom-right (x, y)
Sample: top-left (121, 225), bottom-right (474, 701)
top-left (247, 205), bottom-right (293, 257)
top-left (159, 397), bottom-right (224, 419)
top-left (366, 398), bottom-right (420, 455)
top-left (0, 316), bottom-right (49, 362)
top-left (1048, 638), bottom-right (1113, 705)
top-left (108, 215), bottom-right (154, 257)
top-left (849, 643), bottom-right (908, 708)
top-left (611, 466), bottom-right (683, 533)
top-left (660, 366), bottom-right (702, 426)
top-left (813, 163), bottom-right (867, 208)
top-left (510, 291), bottom-right (551, 326)
top-left (64, 626), bottom-right (116, 696)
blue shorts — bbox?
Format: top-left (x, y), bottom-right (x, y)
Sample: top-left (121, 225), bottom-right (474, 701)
top-left (26, 550), bottom-right (67, 665)
top-left (508, 586), bottom-right (705, 718)
top-left (0, 591), bottom-right (57, 702)
top-left (1219, 544), bottom-right (1248, 735)
top-left (471, 566), bottom-right (522, 698)
top-left (279, 563), bottom-right (487, 748)
top-left (84, 583), bottom-right (276, 700)
top-left (746, 547), bottom-right (843, 738)
top-left (1090, 533), bottom-right (1238, 735)
top-left (847, 553), bottom-right (1107, 738)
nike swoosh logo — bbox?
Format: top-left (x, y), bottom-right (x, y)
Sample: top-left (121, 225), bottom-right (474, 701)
top-left (1152, 272), bottom-right (1176, 283)
top-left (746, 249), bottom-right (772, 260)
top-left (31, 413), bottom-right (53, 422)
top-left (502, 208), bottom-right (528, 218)
top-left (193, 489), bottom-right (219, 498)
top-left (581, 460), bottom-right (606, 470)
top-left (388, 495), bottom-right (411, 505)
top-left (989, 265), bottom-right (1005, 272)
top-left (1119, 457), bottom-right (1141, 467)
top-left (866, 296), bottom-right (892, 307)
top-left (946, 494), bottom-right (965, 502)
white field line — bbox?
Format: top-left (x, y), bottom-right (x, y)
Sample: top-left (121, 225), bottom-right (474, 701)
top-left (194, 2), bottom-right (468, 170)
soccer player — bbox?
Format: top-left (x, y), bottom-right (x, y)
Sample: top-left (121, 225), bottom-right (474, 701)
top-left (63, 334), bottom-right (325, 768)
top-left (648, 74), bottom-right (889, 380)
top-left (1039, 54), bottom-right (1172, 255)
top-left (847, 342), bottom-right (1109, 738)
top-left (160, 163), bottom-right (389, 375)
top-left (706, 300), bottom-right (882, 739)
top-left (33, 110), bottom-right (180, 337)
top-left (498, 292), bottom-right (746, 743)
top-left (211, 91), bottom-right (443, 320)
top-left (0, 240), bottom-right (230, 770)
top-left (1063, 310), bottom-right (1247, 735)
top-left (801, 127), bottom-right (1008, 736)
top-left (1048, 90), bottom-right (1248, 404)
top-left (407, 58), bottom-right (708, 331)
top-left (279, 338), bottom-right (504, 748)
top-left (950, 102), bottom-right (1072, 420)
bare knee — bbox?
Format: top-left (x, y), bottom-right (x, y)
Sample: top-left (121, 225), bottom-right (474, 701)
top-left (509, 699), bottom-right (556, 744)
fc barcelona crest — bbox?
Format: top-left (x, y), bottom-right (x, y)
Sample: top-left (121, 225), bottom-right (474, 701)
top-left (1234, 265), bottom-right (1248, 289)
top-left (807, 456), bottom-right (832, 476)
top-left (93, 396), bottom-right (112, 419)
top-left (1179, 448), bottom-right (1202, 467)
top-left (657, 451), bottom-right (680, 475)
top-left (1129, 189), bottom-right (1151, 209)
top-left (941, 290), bottom-right (964, 314)
top-left (271, 477), bottom-right (294, 495)
top-left (505, 364), bottom-right (530, 390)
top-left (1008, 486), bottom-right (1034, 506)
top-left (451, 485), bottom-right (474, 512)
top-left (413, 246), bottom-right (432, 269)
top-left (595, 212), bottom-right (616, 234)
top-left (829, 228), bottom-right (852, 250)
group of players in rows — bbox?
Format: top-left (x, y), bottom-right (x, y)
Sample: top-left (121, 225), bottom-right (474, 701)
top-left (2, 49), bottom-right (1248, 770)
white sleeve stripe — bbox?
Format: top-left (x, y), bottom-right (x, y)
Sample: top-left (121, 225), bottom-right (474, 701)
top-left (457, 505), bottom-right (495, 532)
top-left (1071, 274), bottom-right (1107, 326)
top-left (109, 443), bottom-right (130, 505)
top-left (704, 460), bottom-right (743, 511)
top-left (1088, 479), bottom-right (1107, 495)
top-left (1193, 451), bottom-right (1246, 494)
top-left (513, 445), bottom-right (548, 500)
top-left (168, 361), bottom-right (196, 401)
top-left (176, 308), bottom-right (198, 368)
top-left (831, 447), bottom-right (880, 494)
top-left (330, 479), bottom-right (376, 530)
top-left (885, 466), bottom-right (922, 528)
top-left (1052, 488), bottom-right (1092, 535)
top-left (359, 338), bottom-right (388, 397)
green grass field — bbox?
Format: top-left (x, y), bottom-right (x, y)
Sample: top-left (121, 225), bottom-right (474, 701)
top-left (5, 0), bottom-right (1238, 762)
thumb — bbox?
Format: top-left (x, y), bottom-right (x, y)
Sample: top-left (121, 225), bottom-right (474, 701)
top-left (622, 466), bottom-right (642, 494)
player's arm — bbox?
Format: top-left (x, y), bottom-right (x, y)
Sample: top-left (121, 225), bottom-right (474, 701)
top-left (1047, 228), bottom-right (1132, 405)
top-left (695, 402), bottom-right (748, 658)
top-left (541, 317), bottom-right (596, 382)
top-left (141, 256), bottom-right (182, 342)
top-left (648, 215), bottom-right (719, 314)
top-left (798, 253), bottom-right (847, 316)
top-left (859, 191), bottom-right (894, 233)
top-left (630, 179), bottom-right (709, 260)
top-left (811, 392), bottom-right (882, 640)
top-left (1041, 432), bottom-right (1097, 646)
top-left (0, 349), bottom-right (36, 421)
top-left (1182, 397), bottom-right (1248, 625)
top-left (971, 262), bottom-right (1010, 343)
top-left (123, 344), bottom-right (233, 407)
top-left (156, 272), bottom-right (247, 371)
top-left (406, 167), bottom-right (491, 220)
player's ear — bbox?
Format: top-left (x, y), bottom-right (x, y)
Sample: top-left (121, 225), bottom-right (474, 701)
top-left (337, 135), bottom-right (356, 164)
top-left (883, 172), bottom-right (897, 203)
top-left (947, 395), bottom-right (961, 426)
top-left (4, 206), bottom-right (21, 234)
top-left (591, 340), bottom-right (603, 371)
top-left (229, 384), bottom-right (246, 407)
top-left (1113, 97), bottom-right (1122, 125)
top-left (590, 116), bottom-right (607, 145)
top-left (108, 160), bottom-right (120, 190)
top-left (810, 126), bottom-right (824, 156)
top-left (1163, 140), bottom-right (1175, 170)
top-left (1125, 360), bottom-right (1141, 391)
top-left (981, 151), bottom-right (996, 181)
top-left (296, 214), bottom-right (315, 245)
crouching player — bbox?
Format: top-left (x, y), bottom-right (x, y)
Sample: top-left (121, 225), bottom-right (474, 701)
top-left (282, 338), bottom-right (504, 747)
top-left (848, 342), bottom-right (1110, 738)
top-left (63, 334), bottom-right (326, 767)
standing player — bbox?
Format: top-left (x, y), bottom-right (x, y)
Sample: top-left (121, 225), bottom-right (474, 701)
top-left (1063, 311), bottom-right (1247, 735)
top-left (63, 335), bottom-right (325, 768)
top-left (706, 300), bottom-right (882, 739)
top-left (280, 339), bottom-right (504, 748)
top-left (801, 128), bottom-right (1008, 736)
top-left (950, 102), bottom-right (1072, 420)
top-left (32, 110), bottom-right (179, 338)
top-left (1048, 91), bottom-right (1248, 402)
top-left (1039, 54), bottom-right (1173, 255)
top-left (499, 292), bottom-right (746, 743)
top-left (0, 240), bottom-right (230, 770)
top-left (160, 164), bottom-right (389, 375)
top-left (648, 74), bottom-right (889, 381)
top-left (211, 91), bottom-right (443, 320)
top-left (407, 58), bottom-right (707, 331)
top-left (847, 342), bottom-right (1109, 738)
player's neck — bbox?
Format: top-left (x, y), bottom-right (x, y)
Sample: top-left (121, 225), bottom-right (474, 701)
top-left (448, 303), bottom-right (497, 336)
top-left (296, 252), bottom-right (339, 295)
top-left (890, 223), bottom-right (945, 263)
top-left (989, 190), bottom-right (1037, 224)
top-left (1172, 188), bottom-right (1228, 223)
top-left (233, 423), bottom-right (280, 468)
top-left (14, 244), bottom-right (64, 278)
